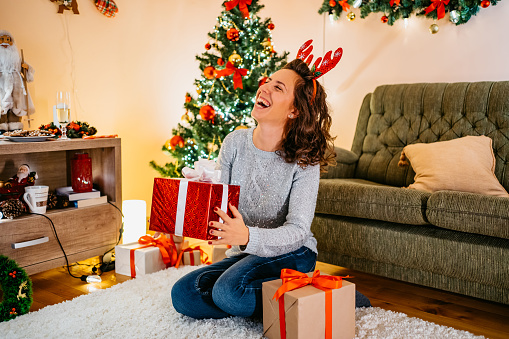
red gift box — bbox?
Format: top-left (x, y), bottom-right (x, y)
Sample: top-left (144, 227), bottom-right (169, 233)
top-left (149, 178), bottom-right (240, 240)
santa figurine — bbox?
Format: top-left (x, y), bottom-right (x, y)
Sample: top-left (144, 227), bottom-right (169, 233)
top-left (0, 164), bottom-right (37, 201)
top-left (0, 30), bottom-right (35, 131)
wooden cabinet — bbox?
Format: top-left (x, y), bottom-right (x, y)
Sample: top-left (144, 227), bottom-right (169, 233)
top-left (0, 138), bottom-right (122, 275)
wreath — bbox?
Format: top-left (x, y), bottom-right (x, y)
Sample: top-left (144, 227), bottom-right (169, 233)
top-left (0, 255), bottom-right (32, 322)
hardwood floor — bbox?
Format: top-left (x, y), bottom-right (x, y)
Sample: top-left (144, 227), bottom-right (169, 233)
top-left (23, 256), bottom-right (509, 338)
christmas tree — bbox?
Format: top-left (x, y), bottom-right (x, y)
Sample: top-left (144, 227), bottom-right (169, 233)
top-left (150, 0), bottom-right (289, 177)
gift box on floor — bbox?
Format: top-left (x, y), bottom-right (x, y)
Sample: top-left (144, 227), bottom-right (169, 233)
top-left (263, 270), bottom-right (355, 339)
top-left (149, 177), bottom-right (240, 240)
top-left (180, 250), bottom-right (202, 266)
top-left (211, 245), bottom-right (231, 263)
top-left (115, 236), bottom-right (188, 278)
top-left (178, 246), bottom-right (210, 267)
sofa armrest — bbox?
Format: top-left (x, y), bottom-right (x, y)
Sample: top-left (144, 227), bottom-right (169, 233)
top-left (321, 147), bottom-right (359, 179)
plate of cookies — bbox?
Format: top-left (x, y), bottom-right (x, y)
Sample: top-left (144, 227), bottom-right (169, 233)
top-left (2, 130), bottom-right (54, 142)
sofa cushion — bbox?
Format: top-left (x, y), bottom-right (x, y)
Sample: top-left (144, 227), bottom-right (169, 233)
top-left (352, 82), bottom-right (509, 192)
top-left (316, 178), bottom-right (430, 225)
top-left (399, 135), bottom-right (509, 197)
top-left (427, 191), bottom-right (509, 240)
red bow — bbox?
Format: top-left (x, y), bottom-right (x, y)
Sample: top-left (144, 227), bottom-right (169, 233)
top-left (130, 235), bottom-right (178, 278)
top-left (273, 269), bottom-right (351, 339)
top-left (424, 0), bottom-right (450, 20)
top-left (225, 0), bottom-right (252, 19)
top-left (390, 0), bottom-right (401, 6)
top-left (175, 245), bottom-right (211, 268)
top-left (215, 62), bottom-right (248, 89)
top-left (338, 0), bottom-right (350, 12)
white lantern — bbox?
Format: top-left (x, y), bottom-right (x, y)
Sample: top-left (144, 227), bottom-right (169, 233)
top-left (122, 200), bottom-right (147, 244)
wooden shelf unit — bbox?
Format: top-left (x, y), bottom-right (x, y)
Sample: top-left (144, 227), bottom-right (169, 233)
top-left (0, 138), bottom-right (122, 275)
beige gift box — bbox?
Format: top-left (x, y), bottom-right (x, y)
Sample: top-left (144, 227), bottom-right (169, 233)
top-left (180, 250), bottom-right (202, 266)
top-left (262, 275), bottom-right (355, 339)
top-left (115, 240), bottom-right (188, 277)
top-left (211, 245), bottom-right (230, 263)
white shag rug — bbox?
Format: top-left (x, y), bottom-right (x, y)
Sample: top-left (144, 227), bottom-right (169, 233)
top-left (0, 266), bottom-right (484, 339)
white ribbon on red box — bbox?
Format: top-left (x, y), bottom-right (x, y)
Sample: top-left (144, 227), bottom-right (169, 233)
top-left (174, 159), bottom-right (228, 236)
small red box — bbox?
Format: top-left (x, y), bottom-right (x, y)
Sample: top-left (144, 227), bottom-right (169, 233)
top-left (149, 178), bottom-right (240, 240)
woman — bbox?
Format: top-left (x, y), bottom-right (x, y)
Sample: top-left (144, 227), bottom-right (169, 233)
top-left (171, 52), bottom-right (371, 320)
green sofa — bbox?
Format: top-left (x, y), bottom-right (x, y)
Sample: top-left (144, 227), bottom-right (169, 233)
top-left (312, 81), bottom-right (509, 305)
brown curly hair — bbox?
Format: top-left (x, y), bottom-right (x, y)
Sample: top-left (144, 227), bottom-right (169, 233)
top-left (276, 59), bottom-right (336, 171)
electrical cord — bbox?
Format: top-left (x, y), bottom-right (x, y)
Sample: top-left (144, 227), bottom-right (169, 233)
top-left (29, 212), bottom-right (83, 280)
top-left (29, 201), bottom-right (124, 281)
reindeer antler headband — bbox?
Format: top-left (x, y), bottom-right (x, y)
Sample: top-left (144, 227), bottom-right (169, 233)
top-left (296, 39), bottom-right (343, 104)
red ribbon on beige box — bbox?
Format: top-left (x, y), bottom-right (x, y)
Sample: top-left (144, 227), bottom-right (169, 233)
top-left (272, 269), bottom-right (352, 339)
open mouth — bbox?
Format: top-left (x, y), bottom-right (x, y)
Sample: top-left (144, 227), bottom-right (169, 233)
top-left (256, 97), bottom-right (271, 108)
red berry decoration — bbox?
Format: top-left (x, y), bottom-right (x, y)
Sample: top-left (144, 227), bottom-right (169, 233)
top-left (267, 22), bottom-right (275, 30)
top-left (199, 105), bottom-right (216, 121)
top-left (217, 58), bottom-right (225, 66)
top-left (226, 28), bottom-right (240, 41)
top-left (203, 66), bottom-right (216, 80)
top-left (381, 15), bottom-right (389, 23)
top-left (169, 135), bottom-right (185, 150)
top-left (205, 43), bottom-right (211, 50)
top-left (329, 0), bottom-right (336, 6)
top-left (480, 0), bottom-right (490, 8)
top-left (185, 94), bottom-right (192, 103)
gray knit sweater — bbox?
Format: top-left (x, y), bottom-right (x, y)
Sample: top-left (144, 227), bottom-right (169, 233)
top-left (218, 128), bottom-right (319, 258)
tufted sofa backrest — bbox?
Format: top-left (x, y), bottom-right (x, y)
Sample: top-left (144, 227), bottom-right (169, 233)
top-left (351, 81), bottom-right (509, 190)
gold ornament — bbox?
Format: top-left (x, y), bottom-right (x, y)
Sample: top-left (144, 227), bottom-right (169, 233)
top-left (261, 38), bottom-right (272, 53)
top-left (196, 87), bottom-right (202, 95)
top-left (228, 51), bottom-right (242, 67)
top-left (235, 125), bottom-right (248, 130)
top-left (347, 12), bottom-right (356, 21)
top-left (181, 113), bottom-right (190, 122)
top-left (429, 23), bottom-right (439, 34)
top-left (187, 138), bottom-right (196, 146)
top-left (207, 142), bottom-right (219, 153)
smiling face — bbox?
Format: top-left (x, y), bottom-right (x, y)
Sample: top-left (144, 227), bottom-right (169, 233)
top-left (251, 69), bottom-right (299, 128)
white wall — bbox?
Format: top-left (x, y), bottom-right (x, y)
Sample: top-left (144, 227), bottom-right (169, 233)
top-left (1, 0), bottom-right (508, 212)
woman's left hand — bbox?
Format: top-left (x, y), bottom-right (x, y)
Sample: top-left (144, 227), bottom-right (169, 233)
top-left (208, 203), bottom-right (249, 246)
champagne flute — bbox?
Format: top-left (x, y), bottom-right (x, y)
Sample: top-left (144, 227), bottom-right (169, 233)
top-left (56, 91), bottom-right (71, 140)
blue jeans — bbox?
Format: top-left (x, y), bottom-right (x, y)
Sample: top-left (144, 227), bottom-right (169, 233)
top-left (171, 246), bottom-right (372, 319)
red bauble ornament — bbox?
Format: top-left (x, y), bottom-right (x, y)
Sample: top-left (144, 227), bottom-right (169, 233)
top-left (185, 94), bottom-right (192, 103)
top-left (258, 76), bottom-right (268, 87)
top-left (267, 22), bottom-right (275, 30)
top-left (381, 15), bottom-right (388, 23)
top-left (205, 43), bottom-right (211, 50)
top-left (203, 66), bottom-right (216, 80)
top-left (217, 58), bottom-right (225, 66)
top-left (169, 135), bottom-right (185, 150)
top-left (480, 0), bottom-right (490, 8)
top-left (200, 105), bottom-right (216, 121)
top-left (227, 28), bottom-right (240, 41)
top-left (329, 0), bottom-right (337, 6)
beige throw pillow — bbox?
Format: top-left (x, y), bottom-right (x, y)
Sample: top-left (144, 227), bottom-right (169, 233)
top-left (398, 135), bottom-right (509, 197)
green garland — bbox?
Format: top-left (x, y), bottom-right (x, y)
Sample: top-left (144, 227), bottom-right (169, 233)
top-left (0, 255), bottom-right (33, 322)
top-left (319, 0), bottom-right (500, 26)
top-left (39, 121), bottom-right (98, 139)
